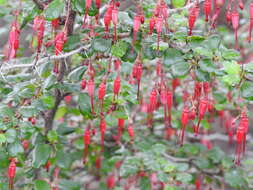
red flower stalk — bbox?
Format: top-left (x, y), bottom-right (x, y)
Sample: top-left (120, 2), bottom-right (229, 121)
top-left (83, 128), bottom-right (91, 164)
top-left (149, 17), bottom-right (156, 35)
top-left (226, 9), bottom-right (231, 24)
top-left (8, 159), bottom-right (16, 190)
top-left (196, 99), bottom-right (209, 135)
top-left (113, 75), bottom-right (121, 100)
top-left (204, 0), bottom-right (212, 22)
top-left (133, 15), bottom-right (141, 48)
top-left (8, 20), bottom-right (20, 60)
top-left (128, 124), bottom-right (135, 142)
top-left (231, 10), bottom-right (239, 49)
top-left (179, 106), bottom-right (189, 145)
top-left (33, 16), bottom-right (45, 53)
top-left (149, 88), bottom-right (157, 112)
top-left (156, 16), bottom-right (163, 50)
top-left (249, 2), bottom-right (253, 42)
top-left (112, 8), bottom-right (118, 42)
top-left (88, 78), bottom-right (95, 113)
top-left (100, 118), bottom-right (106, 149)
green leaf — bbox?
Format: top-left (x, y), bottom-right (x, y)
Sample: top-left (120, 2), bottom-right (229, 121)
top-left (7, 141), bottom-right (24, 156)
top-left (164, 48), bottom-right (183, 67)
top-left (111, 41), bottom-right (128, 58)
top-left (59, 179), bottom-right (81, 190)
top-left (92, 38), bottom-right (112, 52)
top-left (56, 150), bottom-right (72, 169)
top-left (72, 0), bottom-right (86, 14)
top-left (33, 144), bottom-right (52, 168)
top-left (78, 93), bottom-right (92, 119)
top-left (0, 134), bottom-right (6, 144)
top-left (176, 173), bottom-right (192, 183)
top-left (5, 128), bottom-right (17, 143)
top-left (34, 180), bottom-right (50, 190)
top-left (47, 130), bottom-right (58, 143)
top-left (221, 48), bottom-right (240, 60)
top-left (44, 0), bottom-right (64, 20)
top-left (222, 74), bottom-right (240, 86)
top-left (194, 47), bottom-right (213, 58)
top-left (172, 0), bottom-right (186, 8)
top-left (55, 106), bottom-right (67, 120)
top-left (171, 61), bottom-right (189, 77)
top-left (68, 66), bottom-right (87, 82)
top-left (223, 61), bottom-right (241, 74)
top-left (241, 81), bottom-right (253, 100)
top-left (198, 59), bottom-right (217, 73)
top-left (225, 170), bottom-right (248, 188)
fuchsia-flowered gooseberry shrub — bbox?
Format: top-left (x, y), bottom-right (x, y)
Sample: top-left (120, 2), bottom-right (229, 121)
top-left (1, 0), bottom-right (253, 189)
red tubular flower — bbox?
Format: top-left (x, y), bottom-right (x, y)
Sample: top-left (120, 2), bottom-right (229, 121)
top-left (22, 140), bottom-right (29, 151)
top-left (45, 160), bottom-right (51, 172)
top-left (249, 2), bottom-right (253, 42)
top-left (156, 16), bottom-right (163, 50)
top-left (83, 0), bottom-right (92, 27)
top-left (54, 31), bottom-right (67, 56)
top-left (195, 176), bottom-right (201, 190)
top-left (51, 18), bottom-right (59, 30)
top-left (8, 159), bottom-right (16, 190)
top-left (98, 81), bottom-right (106, 101)
top-left (112, 8), bottom-right (118, 42)
top-left (83, 128), bottom-right (91, 164)
top-left (8, 20), bottom-right (20, 60)
top-left (167, 89), bottom-right (173, 124)
top-left (104, 11), bottom-right (112, 34)
top-left (100, 118), bottom-right (106, 148)
top-left (133, 15), bottom-right (141, 48)
top-left (117, 118), bottom-right (125, 144)
top-left (107, 175), bottom-right (115, 189)
top-left (149, 88), bottom-right (157, 112)
top-left (136, 62), bottom-right (143, 98)
top-left (160, 85), bottom-right (168, 126)
top-left (81, 79), bottom-right (87, 90)
top-left (235, 111), bottom-right (248, 165)
top-left (172, 78), bottom-right (180, 91)
top-left (204, 0), bottom-right (212, 22)
top-left (88, 78), bottom-right (95, 113)
top-left (114, 59), bottom-right (121, 70)
top-left (33, 16), bottom-right (45, 53)
top-left (128, 124), bottom-right (135, 142)
top-left (196, 99), bottom-right (209, 135)
top-left (193, 81), bottom-right (202, 100)
top-left (203, 82), bottom-right (209, 97)
top-left (188, 6), bottom-right (197, 35)
top-left (149, 17), bottom-right (156, 35)
top-left (113, 75), bottom-right (121, 98)
top-left (179, 106), bottom-right (189, 145)
top-left (231, 10), bottom-right (239, 49)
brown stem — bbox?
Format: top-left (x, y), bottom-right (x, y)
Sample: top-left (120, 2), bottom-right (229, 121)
top-left (32, 0), bottom-right (44, 9)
